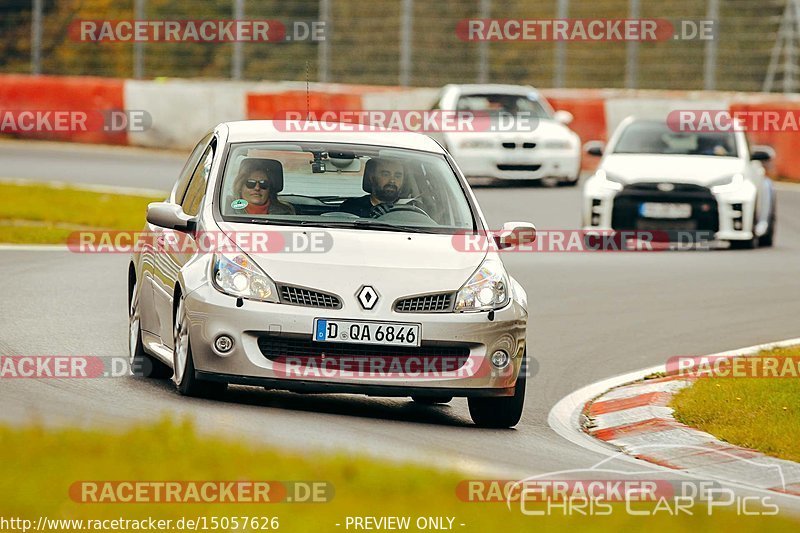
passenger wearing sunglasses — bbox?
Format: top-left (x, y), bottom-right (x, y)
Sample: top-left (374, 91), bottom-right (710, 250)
top-left (231, 158), bottom-right (295, 216)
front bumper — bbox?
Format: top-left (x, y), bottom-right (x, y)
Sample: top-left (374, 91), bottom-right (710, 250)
top-left (582, 182), bottom-right (758, 242)
top-left (184, 282), bottom-right (527, 396)
top-left (453, 149), bottom-right (580, 181)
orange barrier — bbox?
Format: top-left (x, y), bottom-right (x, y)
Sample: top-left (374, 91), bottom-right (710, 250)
top-left (0, 74), bottom-right (126, 145)
top-left (246, 91), bottom-right (362, 120)
top-left (544, 93), bottom-right (607, 172)
top-left (729, 102), bottom-right (800, 180)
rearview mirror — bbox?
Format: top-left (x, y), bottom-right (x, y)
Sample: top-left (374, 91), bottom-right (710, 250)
top-left (495, 222), bottom-right (537, 249)
top-left (750, 146), bottom-right (775, 161)
top-left (146, 202), bottom-right (196, 232)
top-left (553, 110), bottom-right (574, 125)
top-left (584, 141), bottom-right (604, 157)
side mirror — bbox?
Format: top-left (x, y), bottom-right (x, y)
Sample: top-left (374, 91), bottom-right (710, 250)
top-left (146, 202), bottom-right (196, 232)
top-left (750, 146), bottom-right (775, 161)
top-left (495, 222), bottom-right (536, 249)
top-left (553, 110), bottom-right (574, 125)
top-left (584, 140), bottom-right (604, 157)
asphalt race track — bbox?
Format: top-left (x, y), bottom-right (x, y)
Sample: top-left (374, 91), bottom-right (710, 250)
top-left (2, 140), bottom-right (800, 482)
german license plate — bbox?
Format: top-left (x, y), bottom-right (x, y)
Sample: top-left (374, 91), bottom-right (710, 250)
top-left (639, 202), bottom-right (692, 219)
top-left (313, 319), bottom-right (421, 347)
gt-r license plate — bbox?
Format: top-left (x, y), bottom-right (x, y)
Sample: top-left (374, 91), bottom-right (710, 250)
top-left (313, 319), bottom-right (421, 347)
top-left (639, 202), bottom-right (692, 219)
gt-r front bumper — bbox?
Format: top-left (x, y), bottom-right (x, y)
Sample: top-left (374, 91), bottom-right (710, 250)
top-left (582, 181), bottom-right (760, 242)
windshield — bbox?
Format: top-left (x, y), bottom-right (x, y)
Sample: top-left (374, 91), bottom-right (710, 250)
top-left (217, 142), bottom-right (476, 233)
top-left (613, 121), bottom-right (739, 157)
top-left (455, 93), bottom-right (552, 119)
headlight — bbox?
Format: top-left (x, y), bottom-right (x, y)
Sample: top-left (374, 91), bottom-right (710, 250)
top-left (212, 251), bottom-right (278, 302)
top-left (710, 173), bottom-right (744, 194)
top-left (454, 257), bottom-right (509, 312)
top-left (594, 169), bottom-right (624, 191)
top-left (542, 139), bottom-right (572, 150)
top-left (459, 138), bottom-right (494, 149)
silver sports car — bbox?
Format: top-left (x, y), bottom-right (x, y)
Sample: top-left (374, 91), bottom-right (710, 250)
top-left (129, 121), bottom-right (534, 427)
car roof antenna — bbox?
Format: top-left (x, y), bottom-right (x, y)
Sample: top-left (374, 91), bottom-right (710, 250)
top-left (306, 60), bottom-right (310, 121)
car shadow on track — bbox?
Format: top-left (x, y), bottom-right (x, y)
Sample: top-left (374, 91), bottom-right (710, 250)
top-left (132, 377), bottom-right (476, 428)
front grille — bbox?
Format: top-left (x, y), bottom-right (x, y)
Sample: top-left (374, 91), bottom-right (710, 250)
top-left (502, 142), bottom-right (516, 149)
top-left (611, 182), bottom-right (719, 240)
top-left (394, 293), bottom-right (454, 313)
top-left (522, 142), bottom-right (536, 149)
top-left (497, 164), bottom-right (541, 172)
top-left (258, 336), bottom-right (471, 372)
top-left (279, 285), bottom-right (341, 309)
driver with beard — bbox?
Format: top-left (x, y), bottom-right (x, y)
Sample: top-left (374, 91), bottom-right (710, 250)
top-left (338, 157), bottom-right (406, 218)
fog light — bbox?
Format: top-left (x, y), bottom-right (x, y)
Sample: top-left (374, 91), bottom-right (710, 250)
top-left (591, 214), bottom-right (601, 226)
top-left (214, 335), bottom-right (234, 354)
top-left (734, 220), bottom-right (743, 230)
top-left (490, 350), bottom-right (510, 368)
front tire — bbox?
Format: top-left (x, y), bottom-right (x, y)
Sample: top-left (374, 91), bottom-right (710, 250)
top-left (173, 296), bottom-right (226, 398)
top-left (759, 202), bottom-right (776, 247)
top-left (129, 279), bottom-right (171, 379)
top-left (468, 374), bottom-right (526, 428)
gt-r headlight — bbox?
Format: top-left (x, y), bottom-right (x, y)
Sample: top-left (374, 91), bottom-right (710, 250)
top-left (710, 173), bottom-right (745, 194)
top-left (212, 251), bottom-right (278, 302)
top-left (593, 169), bottom-right (625, 191)
top-left (459, 138), bottom-right (494, 149)
top-left (542, 139), bottom-right (572, 150)
top-left (455, 257), bottom-right (509, 312)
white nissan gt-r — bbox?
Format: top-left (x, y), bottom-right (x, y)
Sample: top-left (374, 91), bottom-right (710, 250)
top-left (582, 117), bottom-right (776, 249)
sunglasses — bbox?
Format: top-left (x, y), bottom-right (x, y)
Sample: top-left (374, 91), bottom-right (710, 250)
top-left (244, 179), bottom-right (270, 190)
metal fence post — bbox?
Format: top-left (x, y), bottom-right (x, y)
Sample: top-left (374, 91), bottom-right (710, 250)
top-left (399, 0), bottom-right (413, 86)
top-left (554, 0), bottom-right (568, 88)
top-left (477, 0), bottom-right (491, 83)
top-left (31, 0), bottom-right (43, 75)
top-left (232, 0), bottom-right (244, 80)
top-left (318, 0), bottom-right (331, 82)
top-left (704, 0), bottom-right (719, 90)
top-left (134, 0), bottom-right (144, 79)
top-left (625, 0), bottom-right (640, 89)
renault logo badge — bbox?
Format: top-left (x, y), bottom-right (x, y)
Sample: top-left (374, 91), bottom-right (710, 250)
top-left (357, 285), bottom-right (379, 310)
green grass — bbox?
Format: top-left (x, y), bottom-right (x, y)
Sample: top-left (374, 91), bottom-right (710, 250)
top-left (0, 419), bottom-right (796, 531)
top-left (672, 346), bottom-right (800, 463)
top-left (0, 182), bottom-right (162, 244)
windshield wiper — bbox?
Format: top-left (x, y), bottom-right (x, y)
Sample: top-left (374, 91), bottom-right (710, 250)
top-left (231, 217), bottom-right (438, 233)
top-left (347, 220), bottom-right (438, 233)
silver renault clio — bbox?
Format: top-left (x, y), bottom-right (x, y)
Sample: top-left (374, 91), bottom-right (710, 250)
top-left (128, 121), bottom-right (535, 427)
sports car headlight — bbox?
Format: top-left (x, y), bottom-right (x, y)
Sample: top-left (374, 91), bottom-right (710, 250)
top-left (710, 173), bottom-right (745, 194)
top-left (459, 138), bottom-right (494, 149)
top-left (212, 251), bottom-right (278, 302)
top-left (542, 139), bottom-right (572, 150)
top-left (454, 257), bottom-right (509, 312)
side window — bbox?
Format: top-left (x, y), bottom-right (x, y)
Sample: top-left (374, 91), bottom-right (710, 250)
top-left (181, 140), bottom-right (215, 217)
top-left (171, 133), bottom-right (213, 204)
